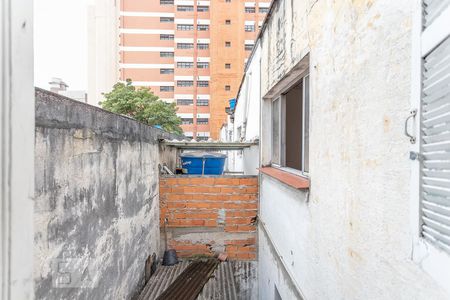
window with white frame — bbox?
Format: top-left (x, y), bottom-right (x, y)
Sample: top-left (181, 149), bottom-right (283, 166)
top-left (177, 24), bottom-right (194, 31)
top-left (245, 7), bottom-right (255, 13)
top-left (197, 43), bottom-right (209, 50)
top-left (177, 80), bottom-right (193, 87)
top-left (177, 62), bottom-right (193, 68)
top-left (177, 99), bottom-right (193, 106)
top-left (417, 0), bottom-right (450, 254)
top-left (160, 34), bottom-right (174, 40)
top-left (160, 86), bottom-right (174, 92)
top-left (197, 6), bottom-right (209, 12)
top-left (197, 81), bottom-right (209, 87)
top-left (177, 43), bottom-right (194, 49)
top-left (177, 5), bottom-right (193, 11)
top-left (271, 74), bottom-right (309, 173)
top-left (160, 68), bottom-right (174, 74)
top-left (197, 99), bottom-right (209, 106)
top-left (197, 62), bottom-right (209, 69)
top-left (197, 118), bottom-right (209, 125)
top-left (160, 0), bottom-right (174, 5)
top-left (245, 25), bottom-right (255, 32)
top-left (160, 51), bottom-right (174, 57)
top-left (181, 118), bottom-right (193, 125)
top-left (160, 17), bottom-right (174, 23)
top-left (197, 24), bottom-right (209, 31)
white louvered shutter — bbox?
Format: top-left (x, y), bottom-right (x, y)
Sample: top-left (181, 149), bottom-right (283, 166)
top-left (421, 1), bottom-right (450, 253)
top-left (423, 0), bottom-right (450, 28)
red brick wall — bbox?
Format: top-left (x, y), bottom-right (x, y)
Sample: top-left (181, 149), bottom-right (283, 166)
top-left (159, 176), bottom-right (258, 260)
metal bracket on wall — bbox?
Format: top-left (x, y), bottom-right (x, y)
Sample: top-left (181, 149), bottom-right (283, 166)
top-left (404, 109), bottom-right (417, 144)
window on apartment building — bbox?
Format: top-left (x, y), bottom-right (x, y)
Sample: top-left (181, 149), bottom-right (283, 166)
top-left (197, 6), bottom-right (209, 12)
top-left (181, 118), bottom-right (194, 125)
top-left (197, 99), bottom-right (209, 106)
top-left (177, 5), bottom-right (194, 11)
top-left (177, 80), bottom-right (194, 87)
top-left (197, 136), bottom-right (209, 141)
top-left (177, 62), bottom-right (193, 68)
top-left (160, 86), bottom-right (174, 92)
top-left (225, 41), bottom-right (231, 47)
top-left (225, 20), bottom-right (231, 25)
top-left (160, 68), bottom-right (174, 74)
top-left (245, 25), bottom-right (255, 32)
top-left (245, 7), bottom-right (256, 13)
top-left (197, 24), bottom-right (209, 31)
top-left (197, 43), bottom-right (209, 49)
top-left (177, 43), bottom-right (194, 49)
top-left (259, 7), bottom-right (269, 13)
top-left (160, 17), bottom-right (174, 23)
top-left (160, 34), bottom-right (174, 40)
top-left (271, 74), bottom-right (310, 172)
top-left (160, 0), bottom-right (174, 5)
top-left (176, 99), bottom-right (193, 106)
top-left (197, 62), bottom-right (209, 69)
top-left (160, 51), bottom-right (174, 57)
top-left (245, 44), bottom-right (254, 51)
top-left (226, 0), bottom-right (231, 2)
top-left (225, 63), bottom-right (231, 69)
top-left (225, 85), bottom-right (231, 91)
top-left (197, 118), bottom-right (209, 125)
top-left (177, 24), bottom-right (194, 31)
top-left (197, 81), bottom-right (209, 87)
top-left (416, 1), bottom-right (450, 256)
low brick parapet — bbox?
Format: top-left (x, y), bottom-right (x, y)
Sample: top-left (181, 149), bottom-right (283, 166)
top-left (160, 175), bottom-right (258, 260)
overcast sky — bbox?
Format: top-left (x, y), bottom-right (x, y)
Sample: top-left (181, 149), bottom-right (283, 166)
top-left (34, 0), bottom-right (89, 91)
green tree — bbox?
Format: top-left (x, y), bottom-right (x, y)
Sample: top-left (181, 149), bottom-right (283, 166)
top-left (100, 80), bottom-right (183, 134)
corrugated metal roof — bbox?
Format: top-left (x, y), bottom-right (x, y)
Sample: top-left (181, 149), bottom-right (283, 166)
top-left (138, 260), bottom-right (257, 300)
top-left (138, 261), bottom-right (190, 300)
top-left (198, 261), bottom-right (257, 300)
top-left (156, 260), bottom-right (219, 300)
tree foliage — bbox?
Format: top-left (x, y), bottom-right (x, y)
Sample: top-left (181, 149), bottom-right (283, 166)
top-left (100, 80), bottom-right (183, 135)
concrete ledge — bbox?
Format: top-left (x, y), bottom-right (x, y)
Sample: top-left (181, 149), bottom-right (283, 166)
top-left (35, 88), bottom-right (182, 144)
top-left (161, 174), bottom-right (258, 178)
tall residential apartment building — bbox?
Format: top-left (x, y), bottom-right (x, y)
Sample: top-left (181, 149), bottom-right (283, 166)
top-left (88, 0), bottom-right (120, 106)
top-left (119, 0), bottom-right (270, 139)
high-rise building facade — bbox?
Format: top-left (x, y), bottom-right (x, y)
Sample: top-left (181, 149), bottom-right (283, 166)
top-left (119, 0), bottom-right (270, 139)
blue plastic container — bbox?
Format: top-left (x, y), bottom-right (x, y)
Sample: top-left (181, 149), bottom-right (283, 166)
top-left (180, 152), bottom-right (227, 175)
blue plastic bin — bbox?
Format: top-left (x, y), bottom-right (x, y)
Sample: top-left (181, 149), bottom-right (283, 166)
top-left (180, 152), bottom-right (227, 175)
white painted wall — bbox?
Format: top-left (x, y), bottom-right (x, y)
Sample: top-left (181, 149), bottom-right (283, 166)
top-left (221, 44), bottom-right (261, 175)
top-left (0, 0), bottom-right (35, 299)
top-left (87, 0), bottom-right (119, 106)
top-left (234, 44), bottom-right (261, 142)
top-left (256, 0), bottom-right (450, 299)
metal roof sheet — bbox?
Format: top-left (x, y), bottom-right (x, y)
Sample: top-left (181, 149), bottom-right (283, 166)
top-left (138, 260), bottom-right (257, 300)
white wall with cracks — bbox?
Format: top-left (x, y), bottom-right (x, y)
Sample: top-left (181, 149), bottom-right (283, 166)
top-left (33, 89), bottom-right (179, 299)
top-left (257, 0), bottom-right (450, 299)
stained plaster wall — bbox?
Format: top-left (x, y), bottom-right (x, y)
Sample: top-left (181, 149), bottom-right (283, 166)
top-left (34, 88), bottom-right (178, 299)
top-left (258, 0), bottom-right (450, 299)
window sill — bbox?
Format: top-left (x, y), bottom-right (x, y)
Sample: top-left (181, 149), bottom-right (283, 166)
top-left (259, 167), bottom-right (310, 190)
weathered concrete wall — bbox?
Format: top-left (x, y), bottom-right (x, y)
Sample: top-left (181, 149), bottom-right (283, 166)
top-left (160, 176), bottom-right (258, 260)
top-left (258, 0), bottom-right (450, 299)
top-left (34, 88), bottom-right (178, 299)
